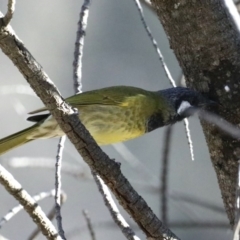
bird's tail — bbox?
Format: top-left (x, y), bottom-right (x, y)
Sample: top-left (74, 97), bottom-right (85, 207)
top-left (0, 124), bottom-right (38, 155)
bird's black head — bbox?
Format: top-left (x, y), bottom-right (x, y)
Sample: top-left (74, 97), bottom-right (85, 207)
top-left (147, 87), bottom-right (215, 133)
top-left (159, 87), bottom-right (215, 121)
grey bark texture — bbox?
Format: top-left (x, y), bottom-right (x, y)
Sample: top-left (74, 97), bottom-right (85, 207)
top-left (150, 0), bottom-right (240, 226)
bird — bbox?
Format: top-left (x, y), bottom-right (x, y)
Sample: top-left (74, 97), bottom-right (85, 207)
top-left (0, 86), bottom-right (213, 155)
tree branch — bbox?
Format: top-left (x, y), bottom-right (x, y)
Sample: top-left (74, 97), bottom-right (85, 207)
top-left (2, 0), bottom-right (15, 27)
top-left (0, 15), bottom-right (179, 240)
top-left (160, 126), bottom-right (172, 225)
top-left (0, 165), bottom-right (62, 240)
top-left (55, 136), bottom-right (67, 240)
top-left (73, 0), bottom-right (91, 94)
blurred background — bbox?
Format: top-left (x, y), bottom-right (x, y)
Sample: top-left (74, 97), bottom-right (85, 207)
top-left (0, 0), bottom-right (231, 239)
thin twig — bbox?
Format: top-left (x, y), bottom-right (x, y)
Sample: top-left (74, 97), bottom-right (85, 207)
top-left (133, 0), bottom-right (176, 87)
top-left (160, 126), bottom-right (173, 225)
top-left (82, 210), bottom-right (96, 240)
top-left (54, 9), bottom-right (90, 235)
top-left (133, 0), bottom-right (195, 161)
top-left (0, 164), bottom-right (62, 240)
top-left (28, 192), bottom-right (67, 240)
top-left (93, 173), bottom-right (141, 240)
top-left (0, 189), bottom-right (55, 228)
top-left (73, 4), bottom-right (95, 240)
top-left (2, 0), bottom-right (15, 26)
top-left (55, 136), bottom-right (67, 240)
top-left (183, 118), bottom-right (194, 161)
top-left (73, 0), bottom-right (91, 94)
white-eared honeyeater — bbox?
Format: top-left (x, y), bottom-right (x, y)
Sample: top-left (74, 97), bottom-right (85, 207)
top-left (0, 86), bottom-right (213, 155)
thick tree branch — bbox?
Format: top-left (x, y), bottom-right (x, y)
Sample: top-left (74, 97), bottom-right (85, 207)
top-left (150, 0), bottom-right (240, 226)
top-left (0, 20), bottom-right (178, 240)
top-left (0, 165), bottom-right (61, 240)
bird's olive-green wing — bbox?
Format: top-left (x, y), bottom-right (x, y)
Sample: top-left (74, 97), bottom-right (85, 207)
top-left (28, 86), bottom-right (150, 114)
top-left (66, 86), bottom-right (149, 106)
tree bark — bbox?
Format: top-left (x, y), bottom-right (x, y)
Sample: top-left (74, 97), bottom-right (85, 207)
top-left (150, 0), bottom-right (240, 226)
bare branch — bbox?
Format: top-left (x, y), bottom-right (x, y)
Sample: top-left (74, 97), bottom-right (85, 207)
top-left (73, 0), bottom-right (91, 94)
top-left (55, 136), bottom-right (67, 240)
top-left (0, 189), bottom-right (56, 228)
top-left (28, 192), bottom-right (67, 240)
top-left (0, 164), bottom-right (62, 240)
top-left (183, 119), bottom-right (195, 161)
top-left (73, 5), bottom-right (95, 239)
top-left (82, 210), bottom-right (96, 240)
top-left (93, 173), bottom-right (141, 240)
top-left (133, 0), bottom-right (176, 88)
top-left (160, 126), bottom-right (173, 225)
top-left (1, 0), bottom-right (15, 27)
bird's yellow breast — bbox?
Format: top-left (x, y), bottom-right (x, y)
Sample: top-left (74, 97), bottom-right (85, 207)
top-left (80, 104), bottom-right (146, 145)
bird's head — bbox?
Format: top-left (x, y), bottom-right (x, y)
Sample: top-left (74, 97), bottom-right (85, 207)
top-left (158, 87), bottom-right (216, 122)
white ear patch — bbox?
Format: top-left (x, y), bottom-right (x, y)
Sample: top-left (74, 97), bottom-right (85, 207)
top-left (177, 101), bottom-right (192, 115)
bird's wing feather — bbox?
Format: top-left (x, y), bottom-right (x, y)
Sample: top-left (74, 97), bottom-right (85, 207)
top-left (28, 86), bottom-right (148, 114)
top-left (67, 86), bottom-right (150, 107)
